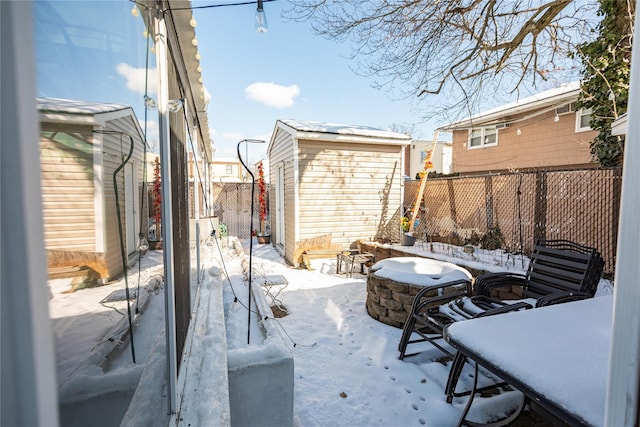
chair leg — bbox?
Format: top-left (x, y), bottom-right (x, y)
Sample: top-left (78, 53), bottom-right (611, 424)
top-left (445, 352), bottom-right (467, 403)
top-left (398, 315), bottom-right (416, 359)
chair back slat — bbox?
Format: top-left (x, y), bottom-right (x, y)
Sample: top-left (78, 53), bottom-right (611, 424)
top-left (523, 239), bottom-right (603, 299)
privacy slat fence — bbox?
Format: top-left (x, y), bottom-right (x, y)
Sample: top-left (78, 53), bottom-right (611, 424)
top-left (405, 168), bottom-right (622, 276)
top-left (202, 168), bottom-right (621, 277)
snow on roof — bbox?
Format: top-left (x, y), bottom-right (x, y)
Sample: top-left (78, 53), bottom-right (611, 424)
top-left (280, 119), bottom-right (412, 141)
top-left (37, 97), bottom-right (130, 115)
top-left (440, 81), bottom-right (582, 130)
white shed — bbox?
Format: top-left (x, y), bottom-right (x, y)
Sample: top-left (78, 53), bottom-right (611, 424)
top-left (267, 119), bottom-right (411, 266)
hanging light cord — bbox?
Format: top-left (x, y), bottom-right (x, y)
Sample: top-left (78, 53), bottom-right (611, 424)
top-left (136, 5), bottom-right (153, 316)
top-left (129, 0), bottom-right (277, 12)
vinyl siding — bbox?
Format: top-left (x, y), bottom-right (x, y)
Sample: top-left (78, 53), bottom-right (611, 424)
top-left (452, 109), bottom-right (598, 174)
top-left (268, 128), bottom-right (297, 263)
top-left (40, 123), bottom-right (96, 250)
top-left (297, 139), bottom-right (403, 248)
top-left (101, 115), bottom-right (146, 278)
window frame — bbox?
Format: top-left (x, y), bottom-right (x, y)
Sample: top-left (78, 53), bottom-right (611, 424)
top-left (575, 108), bottom-right (593, 133)
top-left (467, 126), bottom-right (498, 149)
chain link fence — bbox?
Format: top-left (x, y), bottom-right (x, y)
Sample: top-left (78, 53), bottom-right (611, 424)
top-left (199, 168), bottom-right (621, 276)
top-left (405, 168), bottom-right (622, 276)
top-left (208, 182), bottom-right (270, 239)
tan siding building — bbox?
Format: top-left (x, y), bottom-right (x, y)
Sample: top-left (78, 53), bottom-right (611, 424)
top-left (268, 119), bottom-right (411, 266)
top-left (40, 123), bottom-right (96, 250)
top-left (440, 82), bottom-right (598, 175)
top-left (39, 98), bottom-right (147, 280)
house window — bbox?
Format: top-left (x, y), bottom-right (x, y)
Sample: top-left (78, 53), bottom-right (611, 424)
top-left (576, 108), bottom-right (593, 132)
top-left (226, 164), bottom-right (233, 175)
top-left (468, 127), bottom-right (497, 149)
top-left (556, 103), bottom-right (575, 115)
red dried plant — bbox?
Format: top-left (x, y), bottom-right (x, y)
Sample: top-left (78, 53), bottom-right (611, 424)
top-left (152, 157), bottom-right (162, 239)
top-left (257, 161), bottom-right (267, 234)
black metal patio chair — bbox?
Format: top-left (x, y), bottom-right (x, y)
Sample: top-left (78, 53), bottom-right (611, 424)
top-left (396, 239), bottom-right (605, 404)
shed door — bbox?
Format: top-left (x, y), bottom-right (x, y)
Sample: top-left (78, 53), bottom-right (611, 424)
top-left (276, 164), bottom-right (285, 246)
top-left (124, 162), bottom-right (139, 255)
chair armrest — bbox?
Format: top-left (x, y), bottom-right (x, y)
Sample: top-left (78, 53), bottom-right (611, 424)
top-left (411, 279), bottom-right (473, 314)
top-left (475, 300), bottom-right (533, 317)
top-left (535, 291), bottom-right (592, 307)
top-left (475, 272), bottom-right (527, 299)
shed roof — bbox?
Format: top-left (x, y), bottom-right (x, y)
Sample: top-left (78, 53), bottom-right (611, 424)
top-left (276, 119), bottom-right (411, 146)
top-left (439, 81), bottom-right (582, 131)
top-left (38, 97), bottom-right (130, 116)
top-left (38, 97), bottom-right (145, 139)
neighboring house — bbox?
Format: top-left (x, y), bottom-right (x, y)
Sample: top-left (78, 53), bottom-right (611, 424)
top-left (211, 157), bottom-right (244, 183)
top-left (39, 98), bottom-right (148, 281)
top-left (439, 81), bottom-right (599, 175)
top-left (267, 119), bottom-right (411, 265)
top-left (408, 139), bottom-right (453, 178)
top-left (611, 112), bottom-right (628, 137)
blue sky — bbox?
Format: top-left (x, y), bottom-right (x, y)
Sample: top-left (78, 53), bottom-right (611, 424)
top-left (192, 0), bottom-right (438, 163)
top-left (34, 1), bottom-right (584, 167)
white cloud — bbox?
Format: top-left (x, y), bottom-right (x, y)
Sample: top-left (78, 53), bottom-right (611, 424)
top-left (116, 63), bottom-right (157, 95)
top-left (244, 82), bottom-right (300, 108)
top-left (222, 132), bottom-right (245, 141)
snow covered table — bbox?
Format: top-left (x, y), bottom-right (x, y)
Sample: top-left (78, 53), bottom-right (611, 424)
top-left (444, 295), bottom-right (612, 426)
top-left (366, 257), bottom-right (472, 328)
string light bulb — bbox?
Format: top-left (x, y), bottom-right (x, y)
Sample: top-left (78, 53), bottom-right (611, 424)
top-left (167, 99), bottom-right (184, 113)
top-left (138, 233), bottom-right (149, 251)
top-left (554, 113), bottom-right (560, 123)
top-left (192, 38), bottom-right (198, 46)
top-left (131, 6), bottom-right (139, 17)
top-left (190, 17), bottom-right (197, 27)
top-left (144, 95), bottom-right (157, 110)
top-left (195, 52), bottom-right (201, 60)
top-left (205, 229), bottom-right (216, 247)
top-left (516, 128), bottom-right (522, 136)
top-left (255, 0), bottom-right (268, 32)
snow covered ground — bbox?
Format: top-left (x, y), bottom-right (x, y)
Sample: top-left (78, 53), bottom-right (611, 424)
top-left (49, 237), bottom-right (614, 426)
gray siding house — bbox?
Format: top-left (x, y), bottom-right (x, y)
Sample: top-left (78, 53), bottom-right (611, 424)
top-left (267, 119), bottom-right (411, 266)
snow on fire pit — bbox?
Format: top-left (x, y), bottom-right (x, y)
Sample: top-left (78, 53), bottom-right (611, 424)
top-left (366, 257), bottom-right (472, 328)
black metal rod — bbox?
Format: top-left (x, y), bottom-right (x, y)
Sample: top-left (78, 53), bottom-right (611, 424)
top-left (112, 134), bottom-right (137, 364)
top-left (236, 139), bottom-right (265, 345)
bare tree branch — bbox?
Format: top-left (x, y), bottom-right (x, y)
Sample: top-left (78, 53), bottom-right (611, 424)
top-left (284, 0), bottom-right (600, 121)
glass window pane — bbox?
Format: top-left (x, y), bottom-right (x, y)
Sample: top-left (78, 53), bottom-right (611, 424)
top-left (469, 129), bottom-right (482, 147)
top-left (485, 127), bottom-right (497, 145)
top-left (580, 110), bottom-right (592, 129)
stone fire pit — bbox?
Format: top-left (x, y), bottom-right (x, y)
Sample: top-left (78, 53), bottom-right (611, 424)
top-left (366, 257), bottom-right (472, 328)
